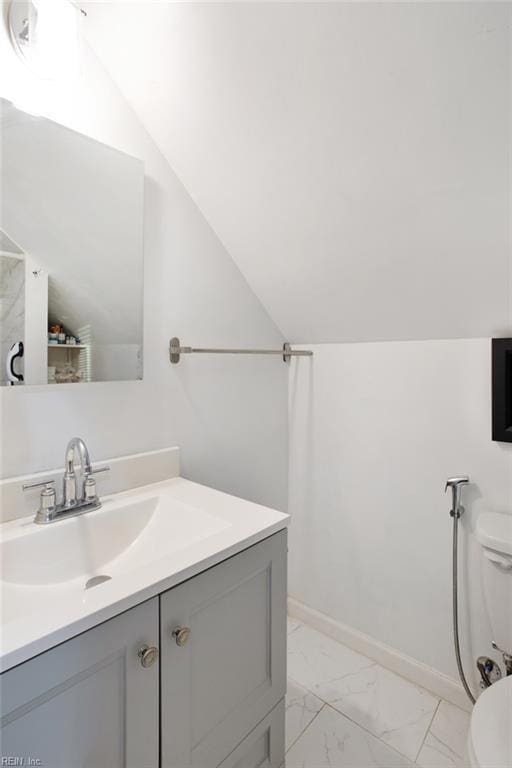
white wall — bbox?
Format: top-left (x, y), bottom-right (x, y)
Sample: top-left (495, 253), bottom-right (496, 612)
top-left (289, 340), bottom-right (512, 684)
top-left (0, 11), bottom-right (288, 513)
top-left (285, 4), bottom-right (512, 687)
top-left (91, 344), bottom-right (142, 383)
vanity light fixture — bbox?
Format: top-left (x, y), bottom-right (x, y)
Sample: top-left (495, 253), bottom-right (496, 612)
top-left (8, 0), bottom-right (83, 81)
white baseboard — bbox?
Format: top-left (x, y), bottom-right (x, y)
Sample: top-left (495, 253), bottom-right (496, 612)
top-left (288, 596), bottom-right (473, 712)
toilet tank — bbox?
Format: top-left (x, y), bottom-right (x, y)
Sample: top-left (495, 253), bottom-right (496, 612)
top-left (475, 513), bottom-right (512, 654)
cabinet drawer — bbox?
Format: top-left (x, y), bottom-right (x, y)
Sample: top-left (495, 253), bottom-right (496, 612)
top-left (218, 700), bottom-right (285, 768)
top-left (160, 531), bottom-right (287, 768)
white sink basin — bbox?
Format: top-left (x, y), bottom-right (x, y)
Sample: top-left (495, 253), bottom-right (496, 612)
top-left (0, 477), bottom-right (289, 672)
top-left (2, 497), bottom-right (156, 585)
top-left (1, 491), bottom-right (229, 587)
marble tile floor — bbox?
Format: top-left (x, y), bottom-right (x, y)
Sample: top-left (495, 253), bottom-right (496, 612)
top-left (285, 618), bottom-right (471, 768)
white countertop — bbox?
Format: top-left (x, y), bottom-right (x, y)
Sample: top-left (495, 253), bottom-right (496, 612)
top-left (0, 478), bottom-right (289, 672)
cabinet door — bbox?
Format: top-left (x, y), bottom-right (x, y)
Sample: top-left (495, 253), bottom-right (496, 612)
top-left (160, 531), bottom-right (287, 768)
top-left (217, 701), bottom-right (285, 768)
top-left (0, 598), bottom-right (159, 768)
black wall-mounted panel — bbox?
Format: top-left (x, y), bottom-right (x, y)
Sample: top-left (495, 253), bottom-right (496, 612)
top-left (492, 338), bottom-right (512, 443)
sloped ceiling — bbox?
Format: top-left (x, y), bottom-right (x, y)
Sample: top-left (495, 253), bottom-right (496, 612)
top-left (84, 1), bottom-right (511, 343)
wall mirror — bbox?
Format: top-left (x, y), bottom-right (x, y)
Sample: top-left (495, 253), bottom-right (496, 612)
top-left (0, 98), bottom-right (144, 386)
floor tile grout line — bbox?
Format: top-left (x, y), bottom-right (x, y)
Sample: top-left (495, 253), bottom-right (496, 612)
top-left (322, 702), bottom-right (419, 765)
top-left (413, 698), bottom-right (441, 764)
top-left (287, 672), bottom-right (435, 764)
top-left (285, 702), bottom-right (327, 755)
top-left (287, 619), bottom-right (465, 765)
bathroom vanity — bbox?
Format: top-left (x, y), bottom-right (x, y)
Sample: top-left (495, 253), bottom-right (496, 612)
top-left (0, 464), bottom-right (288, 768)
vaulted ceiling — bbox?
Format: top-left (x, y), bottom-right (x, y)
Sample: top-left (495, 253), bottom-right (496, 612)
top-left (84, 1), bottom-right (511, 343)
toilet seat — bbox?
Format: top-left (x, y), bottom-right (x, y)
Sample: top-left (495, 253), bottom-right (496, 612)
top-left (468, 676), bottom-right (512, 768)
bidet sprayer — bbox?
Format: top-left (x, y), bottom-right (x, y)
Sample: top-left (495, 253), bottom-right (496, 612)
top-left (445, 476), bottom-right (470, 518)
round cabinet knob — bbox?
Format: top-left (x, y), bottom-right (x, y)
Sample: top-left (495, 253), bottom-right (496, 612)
top-left (172, 626), bottom-right (191, 647)
top-left (138, 644), bottom-right (159, 668)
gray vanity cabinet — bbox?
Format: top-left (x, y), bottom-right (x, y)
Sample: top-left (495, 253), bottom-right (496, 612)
top-left (0, 597), bottom-right (159, 768)
top-left (160, 531), bottom-right (287, 768)
top-left (0, 532), bottom-right (286, 768)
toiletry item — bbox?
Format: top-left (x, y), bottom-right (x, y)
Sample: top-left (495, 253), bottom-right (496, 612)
top-left (55, 364), bottom-right (81, 383)
top-left (58, 333), bottom-right (66, 344)
top-left (48, 366), bottom-right (56, 382)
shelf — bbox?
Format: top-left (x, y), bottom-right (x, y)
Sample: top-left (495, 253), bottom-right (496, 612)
top-left (48, 343), bottom-right (88, 349)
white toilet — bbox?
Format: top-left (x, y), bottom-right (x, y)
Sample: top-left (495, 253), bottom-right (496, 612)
top-left (467, 676), bottom-right (511, 768)
top-left (468, 512), bottom-right (512, 768)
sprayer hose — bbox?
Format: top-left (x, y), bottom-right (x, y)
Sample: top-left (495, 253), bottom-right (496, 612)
top-left (452, 514), bottom-right (476, 705)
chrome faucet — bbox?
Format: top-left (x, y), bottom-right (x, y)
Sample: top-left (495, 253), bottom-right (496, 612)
top-left (63, 437), bottom-right (93, 507)
top-left (23, 437), bottom-right (109, 524)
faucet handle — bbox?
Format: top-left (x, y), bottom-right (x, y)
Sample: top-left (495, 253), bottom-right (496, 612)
top-left (23, 480), bottom-right (57, 524)
top-left (88, 466), bottom-right (110, 476)
top-left (23, 479), bottom-right (56, 492)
